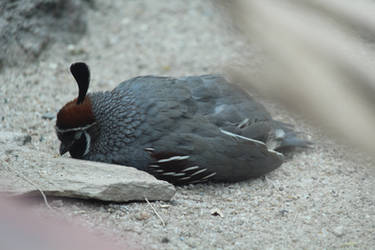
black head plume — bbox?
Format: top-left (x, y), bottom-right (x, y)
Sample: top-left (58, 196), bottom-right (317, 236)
top-left (70, 62), bottom-right (90, 105)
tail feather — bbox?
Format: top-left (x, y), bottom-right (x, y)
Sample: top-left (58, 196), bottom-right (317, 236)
top-left (273, 127), bottom-right (312, 151)
top-left (278, 136), bottom-right (312, 149)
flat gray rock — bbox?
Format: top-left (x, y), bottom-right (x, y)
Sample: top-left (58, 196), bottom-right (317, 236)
top-left (0, 147), bottom-right (175, 202)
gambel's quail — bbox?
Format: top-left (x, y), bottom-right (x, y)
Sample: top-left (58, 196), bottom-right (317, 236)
top-left (56, 62), bottom-right (309, 185)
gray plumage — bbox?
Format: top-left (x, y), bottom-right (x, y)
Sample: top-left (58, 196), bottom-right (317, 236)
top-left (68, 74), bottom-right (309, 184)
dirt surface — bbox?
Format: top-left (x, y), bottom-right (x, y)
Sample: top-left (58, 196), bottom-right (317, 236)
top-left (0, 0), bottom-right (90, 69)
top-left (1, 1), bottom-right (375, 249)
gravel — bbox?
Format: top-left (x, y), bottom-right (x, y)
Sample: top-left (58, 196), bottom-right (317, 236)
top-left (0, 0), bottom-right (89, 68)
top-left (1, 0), bottom-right (374, 249)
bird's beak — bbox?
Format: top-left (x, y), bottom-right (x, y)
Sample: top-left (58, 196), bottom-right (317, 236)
top-left (59, 143), bottom-right (69, 155)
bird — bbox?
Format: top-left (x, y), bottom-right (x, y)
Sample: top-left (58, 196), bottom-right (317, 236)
top-left (55, 62), bottom-right (309, 185)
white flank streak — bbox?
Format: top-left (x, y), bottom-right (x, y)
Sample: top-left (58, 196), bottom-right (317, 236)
top-left (183, 166), bottom-right (200, 172)
top-left (144, 147), bottom-right (155, 152)
top-left (162, 172), bottom-right (177, 176)
top-left (237, 118), bottom-right (250, 128)
top-left (268, 149), bottom-right (284, 158)
top-left (219, 128), bottom-right (266, 146)
top-left (191, 168), bottom-right (207, 176)
top-left (149, 165), bottom-right (160, 168)
top-left (220, 128), bottom-right (284, 156)
top-left (83, 131), bottom-right (91, 156)
top-left (155, 170), bottom-right (164, 173)
top-left (158, 155), bottom-right (190, 163)
top-left (202, 172), bottom-right (216, 179)
top-left (173, 173), bottom-right (186, 177)
top-left (179, 176), bottom-right (191, 180)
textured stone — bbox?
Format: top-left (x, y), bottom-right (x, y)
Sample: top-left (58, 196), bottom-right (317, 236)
top-left (1, 148), bottom-right (175, 202)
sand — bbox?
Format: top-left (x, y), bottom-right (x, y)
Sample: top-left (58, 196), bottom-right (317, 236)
top-left (1, 1), bottom-right (374, 249)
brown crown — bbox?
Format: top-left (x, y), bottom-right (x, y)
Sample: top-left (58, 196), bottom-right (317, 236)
top-left (56, 96), bottom-right (95, 129)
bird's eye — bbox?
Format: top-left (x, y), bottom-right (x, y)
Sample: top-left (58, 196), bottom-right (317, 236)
top-left (74, 131), bottom-right (83, 140)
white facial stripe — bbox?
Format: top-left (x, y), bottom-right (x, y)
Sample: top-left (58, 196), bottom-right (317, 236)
top-left (83, 131), bottom-right (91, 156)
top-left (55, 122), bottom-right (96, 133)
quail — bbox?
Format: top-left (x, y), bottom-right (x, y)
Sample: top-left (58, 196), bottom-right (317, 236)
top-left (56, 62), bottom-right (309, 185)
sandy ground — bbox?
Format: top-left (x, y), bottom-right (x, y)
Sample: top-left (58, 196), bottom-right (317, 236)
top-left (1, 1), bottom-right (375, 249)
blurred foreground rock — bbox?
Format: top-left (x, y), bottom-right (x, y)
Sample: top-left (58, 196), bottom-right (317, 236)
top-left (0, 197), bottom-right (139, 250)
top-left (0, 144), bottom-right (176, 202)
top-left (220, 0), bottom-right (375, 156)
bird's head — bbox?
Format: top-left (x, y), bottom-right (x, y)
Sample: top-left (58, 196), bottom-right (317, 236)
top-left (56, 62), bottom-right (96, 158)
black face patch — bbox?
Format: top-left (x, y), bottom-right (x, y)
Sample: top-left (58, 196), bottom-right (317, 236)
top-left (68, 133), bottom-right (87, 158)
top-left (57, 130), bottom-right (87, 158)
top-left (57, 130), bottom-right (75, 144)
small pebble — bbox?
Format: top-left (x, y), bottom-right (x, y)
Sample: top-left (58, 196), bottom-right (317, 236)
top-left (49, 63), bottom-right (58, 70)
top-left (67, 44), bottom-right (86, 55)
top-left (22, 135), bottom-right (32, 145)
top-left (210, 208), bottom-right (224, 217)
top-left (50, 199), bottom-right (64, 207)
top-left (169, 200), bottom-right (178, 206)
top-left (135, 211), bottom-right (151, 221)
top-left (332, 226), bottom-right (345, 237)
top-left (42, 112), bottom-right (55, 120)
top-left (279, 209), bottom-right (289, 216)
top-left (161, 237), bottom-right (170, 243)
